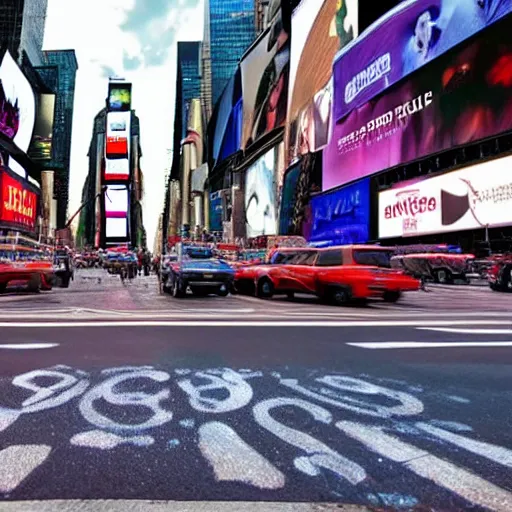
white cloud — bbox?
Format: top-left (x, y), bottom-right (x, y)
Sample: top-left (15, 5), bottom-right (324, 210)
top-left (43, 0), bottom-right (203, 250)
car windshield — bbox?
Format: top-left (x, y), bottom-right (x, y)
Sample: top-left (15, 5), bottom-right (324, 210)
top-left (353, 249), bottom-right (393, 268)
top-left (183, 248), bottom-right (214, 259)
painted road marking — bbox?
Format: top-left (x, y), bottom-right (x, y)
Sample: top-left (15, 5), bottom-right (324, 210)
top-left (0, 319), bottom-right (512, 328)
top-left (0, 445), bottom-right (52, 493)
top-left (419, 328), bottom-right (512, 334)
top-left (336, 421), bottom-right (512, 511)
top-left (347, 341), bottom-right (512, 349)
top-left (0, 343), bottom-right (59, 350)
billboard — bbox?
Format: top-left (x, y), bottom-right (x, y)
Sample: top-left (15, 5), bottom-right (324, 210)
top-left (104, 158), bottom-right (130, 181)
top-left (28, 93), bottom-right (56, 161)
top-left (323, 15), bottom-right (512, 192)
top-left (308, 178), bottom-right (370, 246)
top-left (333, 0), bottom-right (512, 122)
top-left (245, 147), bottom-right (277, 238)
top-left (0, 50), bottom-right (36, 177)
top-left (105, 184), bottom-right (129, 239)
top-left (287, 0), bottom-right (357, 162)
top-left (0, 165), bottom-right (39, 232)
top-left (378, 154), bottom-right (512, 238)
top-left (107, 82), bottom-right (132, 112)
top-left (209, 190), bottom-right (223, 232)
top-left (278, 162), bottom-right (300, 235)
top-left (240, 7), bottom-right (290, 150)
top-left (105, 112), bottom-right (130, 159)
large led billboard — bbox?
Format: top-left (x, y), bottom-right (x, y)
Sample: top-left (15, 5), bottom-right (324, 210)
top-left (378, 154), bottom-right (512, 239)
top-left (105, 184), bottom-right (129, 239)
top-left (107, 82), bottom-right (132, 112)
top-left (0, 50), bottom-right (36, 177)
top-left (0, 165), bottom-right (39, 233)
top-left (245, 147), bottom-right (277, 238)
top-left (28, 93), bottom-right (56, 161)
top-left (104, 158), bottom-right (130, 181)
top-left (105, 112), bottom-right (130, 159)
top-left (287, 0), bottom-right (357, 162)
top-left (323, 15), bottom-right (512, 192)
top-left (333, 0), bottom-right (512, 122)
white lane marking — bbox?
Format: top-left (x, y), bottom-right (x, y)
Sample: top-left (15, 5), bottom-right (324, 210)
top-left (0, 320), bottom-right (511, 328)
top-left (347, 341), bottom-right (512, 349)
top-left (198, 421), bottom-right (285, 489)
top-left (416, 423), bottom-right (512, 468)
top-left (336, 421), bottom-right (512, 511)
top-left (70, 430), bottom-right (154, 450)
top-left (0, 343), bottom-right (59, 350)
top-left (419, 328), bottom-right (512, 334)
top-left (0, 445), bottom-right (52, 492)
top-left (179, 308), bottom-right (255, 313)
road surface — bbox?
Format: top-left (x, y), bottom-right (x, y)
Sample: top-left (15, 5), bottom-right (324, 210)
top-left (0, 270), bottom-right (511, 511)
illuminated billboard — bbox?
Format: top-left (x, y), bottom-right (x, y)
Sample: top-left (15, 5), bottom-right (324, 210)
top-left (245, 147), bottom-right (277, 238)
top-left (287, 0), bottom-right (357, 162)
top-left (378, 155), bottom-right (512, 239)
top-left (104, 158), bottom-right (130, 181)
top-left (0, 165), bottom-right (39, 233)
top-left (28, 93), bottom-right (56, 161)
top-left (323, 15), bottom-right (512, 191)
top-left (0, 49), bottom-right (36, 177)
top-left (107, 82), bottom-right (132, 112)
top-left (104, 184), bottom-right (129, 239)
top-left (105, 112), bottom-right (130, 159)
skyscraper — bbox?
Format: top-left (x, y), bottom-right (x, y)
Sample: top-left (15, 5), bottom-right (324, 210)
top-left (206, 0), bottom-right (255, 106)
top-left (43, 50), bottom-right (78, 228)
top-left (0, 0), bottom-right (48, 66)
top-left (178, 41), bottom-right (202, 139)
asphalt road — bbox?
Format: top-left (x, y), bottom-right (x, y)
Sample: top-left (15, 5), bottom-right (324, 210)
top-left (0, 270), bottom-right (511, 511)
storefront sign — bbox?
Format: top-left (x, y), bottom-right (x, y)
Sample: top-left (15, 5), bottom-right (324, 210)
top-left (323, 15), bottom-right (512, 192)
top-left (308, 178), bottom-right (370, 246)
top-left (0, 166), bottom-right (38, 232)
top-left (378, 154), bottom-right (512, 238)
top-left (333, 0), bottom-right (512, 122)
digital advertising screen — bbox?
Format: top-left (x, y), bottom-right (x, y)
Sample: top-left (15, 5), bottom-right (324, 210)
top-left (105, 184), bottom-right (129, 239)
top-left (104, 158), bottom-right (130, 181)
top-left (323, 15), bottom-right (512, 192)
top-left (105, 112), bottom-right (130, 158)
top-left (0, 165), bottom-right (39, 233)
top-left (308, 178), bottom-right (370, 246)
top-left (245, 147), bottom-right (277, 238)
top-left (278, 162), bottom-right (300, 235)
top-left (28, 93), bottom-right (55, 161)
top-left (106, 217), bottom-right (128, 238)
top-left (379, 154), bottom-right (512, 239)
top-left (107, 82), bottom-right (132, 112)
top-left (287, 0), bottom-right (357, 162)
top-left (240, 7), bottom-right (290, 150)
top-left (333, 0), bottom-right (512, 122)
top-left (209, 190), bottom-right (223, 232)
top-left (0, 50), bottom-right (36, 177)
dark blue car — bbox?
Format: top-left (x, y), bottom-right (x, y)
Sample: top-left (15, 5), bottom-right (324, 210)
top-left (166, 246), bottom-right (235, 298)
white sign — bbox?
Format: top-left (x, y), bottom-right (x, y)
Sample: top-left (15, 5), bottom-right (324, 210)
top-left (106, 112), bottom-right (130, 158)
top-left (378, 155), bottom-right (512, 238)
top-left (105, 158), bottom-right (129, 180)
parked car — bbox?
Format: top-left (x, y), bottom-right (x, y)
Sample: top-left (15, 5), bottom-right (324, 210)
top-left (488, 255), bottom-right (512, 292)
top-left (166, 245), bottom-right (235, 297)
top-left (237, 245), bottom-right (420, 305)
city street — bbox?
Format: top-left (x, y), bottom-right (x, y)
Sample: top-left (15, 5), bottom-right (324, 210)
top-left (0, 270), bottom-right (511, 511)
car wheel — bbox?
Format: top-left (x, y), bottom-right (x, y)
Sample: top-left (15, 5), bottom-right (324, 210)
top-left (383, 291), bottom-right (401, 303)
top-left (0, 283), bottom-right (7, 294)
top-left (257, 278), bottom-right (274, 299)
top-left (172, 277), bottom-right (185, 298)
top-left (434, 268), bottom-right (452, 284)
top-left (328, 286), bottom-right (351, 306)
top-left (286, 292), bottom-right (295, 299)
top-left (27, 274), bottom-right (41, 293)
top-left (217, 284), bottom-right (229, 297)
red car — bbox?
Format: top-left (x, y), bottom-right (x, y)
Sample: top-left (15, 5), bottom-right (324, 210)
top-left (0, 260), bottom-right (54, 293)
top-left (236, 245), bottom-right (420, 305)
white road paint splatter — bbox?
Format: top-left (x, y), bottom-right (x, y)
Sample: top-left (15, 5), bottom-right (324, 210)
top-left (0, 445), bottom-right (51, 492)
top-left (336, 421), bottom-right (512, 511)
top-left (367, 492), bottom-right (418, 508)
top-left (253, 398), bottom-right (366, 485)
top-left (178, 369), bottom-right (253, 413)
top-left (199, 421), bottom-right (285, 489)
top-left (79, 368), bottom-right (173, 432)
top-left (179, 419), bottom-right (195, 429)
top-left (447, 395), bottom-right (471, 404)
top-left (0, 343), bottom-right (59, 350)
top-left (280, 376), bottom-right (423, 418)
top-left (417, 423), bottom-right (512, 468)
top-left (174, 369), bottom-right (190, 376)
top-left (167, 439), bottom-right (180, 449)
top-left (429, 420), bottom-right (473, 432)
top-left (70, 430), bottom-right (154, 450)
top-left (349, 341), bottom-right (512, 349)
top-left (0, 408), bottom-right (21, 433)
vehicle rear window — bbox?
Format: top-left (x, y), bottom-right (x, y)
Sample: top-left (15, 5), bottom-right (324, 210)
top-left (353, 250), bottom-right (393, 268)
top-left (291, 251), bottom-right (318, 265)
top-left (271, 251), bottom-right (300, 264)
top-left (316, 250), bottom-right (343, 267)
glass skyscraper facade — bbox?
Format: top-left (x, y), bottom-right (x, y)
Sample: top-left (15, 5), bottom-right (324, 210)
top-left (42, 50), bottom-right (78, 228)
top-left (209, 0), bottom-right (255, 105)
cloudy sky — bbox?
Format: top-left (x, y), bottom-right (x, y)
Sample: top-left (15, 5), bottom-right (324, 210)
top-left (43, 0), bottom-right (204, 249)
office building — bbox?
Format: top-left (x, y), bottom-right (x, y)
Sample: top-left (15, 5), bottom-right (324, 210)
top-left (43, 50), bottom-right (78, 228)
top-left (0, 0), bottom-right (48, 66)
top-left (178, 42), bottom-right (202, 139)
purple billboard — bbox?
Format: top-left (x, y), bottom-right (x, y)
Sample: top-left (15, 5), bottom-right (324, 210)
top-left (323, 14), bottom-right (512, 192)
top-left (333, 0), bottom-right (512, 122)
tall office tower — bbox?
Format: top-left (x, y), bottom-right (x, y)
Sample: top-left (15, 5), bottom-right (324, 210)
top-left (0, 0), bottom-right (48, 66)
top-left (43, 50), bottom-right (78, 228)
